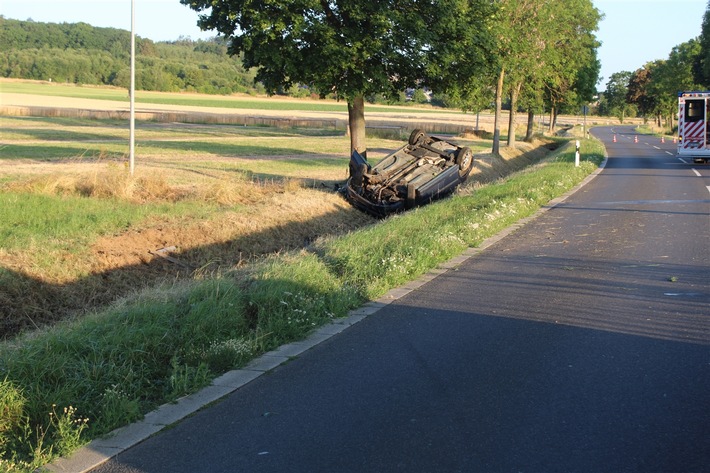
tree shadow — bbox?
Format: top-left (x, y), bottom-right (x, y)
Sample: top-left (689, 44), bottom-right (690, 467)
top-left (0, 143), bottom-right (126, 161)
top-left (3, 127), bottom-right (126, 142)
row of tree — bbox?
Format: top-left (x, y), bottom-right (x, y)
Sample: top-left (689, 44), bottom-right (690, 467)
top-left (600, 2), bottom-right (710, 129)
top-left (183, 0), bottom-right (603, 154)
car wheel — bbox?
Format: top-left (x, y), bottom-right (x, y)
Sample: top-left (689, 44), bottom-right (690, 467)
top-left (455, 147), bottom-right (474, 179)
top-left (408, 129), bottom-right (427, 146)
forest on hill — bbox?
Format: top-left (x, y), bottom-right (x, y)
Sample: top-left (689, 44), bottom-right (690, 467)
top-left (0, 18), bottom-right (437, 103)
top-left (0, 17), bottom-right (266, 96)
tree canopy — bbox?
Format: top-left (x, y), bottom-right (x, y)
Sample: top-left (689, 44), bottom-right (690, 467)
top-left (479, 0), bottom-right (601, 152)
top-left (621, 36), bottom-right (705, 127)
top-left (601, 71), bottom-right (636, 123)
top-left (696, 0), bottom-right (710, 86)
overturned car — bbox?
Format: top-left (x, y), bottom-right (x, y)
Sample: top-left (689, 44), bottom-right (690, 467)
top-left (342, 129), bottom-right (474, 217)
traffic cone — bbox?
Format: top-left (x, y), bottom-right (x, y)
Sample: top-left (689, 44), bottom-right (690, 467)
top-left (673, 137), bottom-right (677, 143)
top-left (613, 135), bottom-right (617, 142)
top-left (661, 136), bottom-right (665, 143)
top-left (634, 135), bottom-right (638, 143)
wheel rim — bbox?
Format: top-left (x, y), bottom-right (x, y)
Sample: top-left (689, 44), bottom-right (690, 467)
top-left (457, 148), bottom-right (473, 178)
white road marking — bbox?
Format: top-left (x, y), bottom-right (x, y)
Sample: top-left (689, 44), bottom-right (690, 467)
top-left (666, 151), bottom-right (673, 156)
top-left (653, 146), bottom-right (660, 149)
top-left (678, 157), bottom-right (689, 163)
top-left (691, 168), bottom-right (701, 177)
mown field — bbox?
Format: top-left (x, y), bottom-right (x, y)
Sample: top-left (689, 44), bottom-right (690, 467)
top-left (0, 79), bottom-right (471, 115)
top-left (0, 83), bottom-right (607, 471)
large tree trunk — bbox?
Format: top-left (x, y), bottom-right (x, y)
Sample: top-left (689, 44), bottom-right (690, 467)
top-left (348, 95), bottom-right (367, 159)
top-left (506, 82), bottom-right (521, 147)
top-left (492, 67), bottom-right (505, 155)
top-left (525, 110), bottom-right (535, 142)
top-left (548, 103), bottom-right (557, 134)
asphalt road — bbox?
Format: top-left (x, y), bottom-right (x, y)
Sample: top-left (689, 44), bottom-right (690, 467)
top-left (91, 126), bottom-right (709, 473)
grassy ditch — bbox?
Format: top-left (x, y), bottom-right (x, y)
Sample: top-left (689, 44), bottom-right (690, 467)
top-left (0, 115), bottom-right (499, 339)
top-left (0, 115), bottom-right (399, 337)
top-left (0, 133), bottom-right (605, 471)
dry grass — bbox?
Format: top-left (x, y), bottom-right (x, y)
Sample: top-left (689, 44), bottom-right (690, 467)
top-left (4, 165), bottom-right (287, 205)
top-left (463, 137), bottom-right (561, 189)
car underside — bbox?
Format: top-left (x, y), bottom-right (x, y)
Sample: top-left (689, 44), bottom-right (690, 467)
top-left (342, 129), bottom-right (474, 218)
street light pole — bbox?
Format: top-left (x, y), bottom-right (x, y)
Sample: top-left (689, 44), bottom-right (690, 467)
top-left (129, 0), bottom-right (136, 175)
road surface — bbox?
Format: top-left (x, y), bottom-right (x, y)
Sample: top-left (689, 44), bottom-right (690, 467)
top-left (90, 125), bottom-right (709, 473)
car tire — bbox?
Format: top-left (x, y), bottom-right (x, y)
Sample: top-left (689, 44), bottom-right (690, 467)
top-left (455, 147), bottom-right (474, 179)
top-left (408, 129), bottom-right (427, 146)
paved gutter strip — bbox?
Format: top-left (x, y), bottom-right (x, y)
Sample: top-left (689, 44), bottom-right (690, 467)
top-left (44, 150), bottom-right (607, 473)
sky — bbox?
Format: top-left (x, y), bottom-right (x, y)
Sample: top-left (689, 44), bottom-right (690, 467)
top-left (1, 0), bottom-right (707, 89)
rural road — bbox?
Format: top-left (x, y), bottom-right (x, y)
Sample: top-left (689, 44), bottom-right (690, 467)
top-left (84, 125), bottom-right (709, 473)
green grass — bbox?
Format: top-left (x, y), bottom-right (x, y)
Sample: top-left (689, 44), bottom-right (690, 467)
top-left (0, 191), bottom-right (211, 276)
top-left (0, 133), bottom-right (605, 471)
top-left (0, 192), bottom-right (140, 251)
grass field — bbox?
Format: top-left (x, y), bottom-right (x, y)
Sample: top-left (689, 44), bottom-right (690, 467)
top-left (0, 79), bottom-right (470, 116)
top-left (0, 84), bottom-right (607, 471)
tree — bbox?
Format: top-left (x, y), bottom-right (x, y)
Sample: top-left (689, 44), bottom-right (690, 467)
top-left (540, 0), bottom-right (601, 133)
top-left (648, 40), bottom-right (702, 127)
top-left (695, 1), bottom-right (710, 87)
top-left (182, 0), bottom-right (494, 156)
top-left (482, 0), bottom-right (600, 152)
top-left (572, 50), bottom-right (601, 109)
top-left (487, 0), bottom-right (538, 154)
top-left (665, 39), bottom-right (703, 91)
top-left (626, 62), bottom-right (659, 122)
top-left (603, 71), bottom-right (634, 123)
top-left (0, 18), bottom-right (265, 96)
top-left (501, 0), bottom-right (546, 148)
top-left (424, 1), bottom-right (497, 133)
top-left (411, 88), bottom-right (429, 104)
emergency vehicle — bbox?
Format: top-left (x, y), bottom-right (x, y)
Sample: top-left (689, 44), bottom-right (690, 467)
top-left (677, 91), bottom-right (710, 163)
